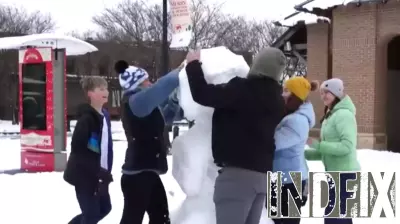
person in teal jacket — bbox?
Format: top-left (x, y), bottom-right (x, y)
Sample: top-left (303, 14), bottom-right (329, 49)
top-left (305, 78), bottom-right (360, 224)
top-left (269, 77), bottom-right (318, 224)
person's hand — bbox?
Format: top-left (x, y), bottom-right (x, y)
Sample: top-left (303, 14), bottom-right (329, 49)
top-left (178, 62), bottom-right (185, 70)
top-left (186, 49), bottom-right (201, 63)
top-left (98, 168), bottom-right (113, 183)
top-left (170, 89), bottom-right (179, 104)
top-left (307, 137), bottom-right (318, 146)
top-left (96, 180), bottom-right (109, 196)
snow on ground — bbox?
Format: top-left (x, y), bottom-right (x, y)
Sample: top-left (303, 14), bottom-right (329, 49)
top-left (0, 138), bottom-right (186, 224)
top-left (0, 120), bottom-right (20, 133)
top-left (0, 123), bottom-right (399, 223)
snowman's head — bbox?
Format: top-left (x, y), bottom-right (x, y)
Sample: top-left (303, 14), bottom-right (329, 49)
top-left (177, 47), bottom-right (249, 121)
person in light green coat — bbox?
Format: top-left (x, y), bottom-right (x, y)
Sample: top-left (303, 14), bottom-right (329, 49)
top-left (305, 78), bottom-right (360, 224)
top-left (305, 78), bottom-right (360, 171)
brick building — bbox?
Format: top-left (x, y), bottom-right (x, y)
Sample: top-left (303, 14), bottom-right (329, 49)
top-left (273, 0), bottom-right (400, 152)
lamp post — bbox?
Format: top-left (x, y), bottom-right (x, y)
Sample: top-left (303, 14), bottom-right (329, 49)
top-left (162, 0), bottom-right (172, 148)
top-left (161, 0), bottom-right (169, 75)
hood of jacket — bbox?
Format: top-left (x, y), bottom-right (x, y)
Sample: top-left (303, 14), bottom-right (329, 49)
top-left (294, 101), bottom-right (315, 129)
top-left (331, 95), bottom-right (356, 115)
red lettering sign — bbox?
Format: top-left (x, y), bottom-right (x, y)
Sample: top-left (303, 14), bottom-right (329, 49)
top-left (23, 48), bottom-right (44, 63)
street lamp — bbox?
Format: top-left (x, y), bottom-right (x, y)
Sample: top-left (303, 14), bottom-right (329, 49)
top-left (162, 0), bottom-right (172, 147)
top-left (161, 0), bottom-right (169, 76)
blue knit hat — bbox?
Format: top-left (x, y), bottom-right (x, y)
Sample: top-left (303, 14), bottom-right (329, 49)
top-left (119, 66), bottom-right (149, 92)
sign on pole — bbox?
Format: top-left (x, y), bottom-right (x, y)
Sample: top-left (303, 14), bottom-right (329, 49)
top-left (169, 0), bottom-right (193, 48)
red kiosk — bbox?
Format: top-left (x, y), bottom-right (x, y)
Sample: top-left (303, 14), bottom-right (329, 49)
top-left (0, 34), bottom-right (98, 172)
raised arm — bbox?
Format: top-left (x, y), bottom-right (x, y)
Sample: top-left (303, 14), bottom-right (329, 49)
top-left (160, 89), bottom-right (184, 125)
top-left (128, 69), bottom-right (180, 117)
top-left (186, 60), bottom-right (248, 109)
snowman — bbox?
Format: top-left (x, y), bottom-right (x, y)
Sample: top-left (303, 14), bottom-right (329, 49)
top-left (170, 46), bottom-right (254, 224)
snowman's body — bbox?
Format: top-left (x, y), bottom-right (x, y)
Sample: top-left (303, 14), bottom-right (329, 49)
top-left (170, 47), bottom-right (251, 224)
top-left (170, 119), bottom-right (218, 224)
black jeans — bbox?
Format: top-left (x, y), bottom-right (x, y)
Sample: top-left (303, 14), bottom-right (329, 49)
top-left (324, 173), bottom-right (355, 224)
top-left (120, 172), bottom-right (170, 224)
top-left (268, 180), bottom-right (307, 224)
top-left (68, 185), bottom-right (112, 224)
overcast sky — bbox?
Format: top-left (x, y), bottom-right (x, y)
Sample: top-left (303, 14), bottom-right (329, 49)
top-left (0, 0), bottom-right (302, 34)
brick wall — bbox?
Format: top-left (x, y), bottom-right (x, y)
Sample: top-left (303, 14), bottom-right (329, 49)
top-left (332, 4), bottom-right (378, 134)
top-left (307, 1), bottom-right (400, 150)
top-left (306, 23), bottom-right (329, 130)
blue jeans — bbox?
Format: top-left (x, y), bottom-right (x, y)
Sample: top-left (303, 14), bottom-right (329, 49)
top-left (69, 186), bottom-right (112, 224)
top-left (324, 173), bottom-right (355, 224)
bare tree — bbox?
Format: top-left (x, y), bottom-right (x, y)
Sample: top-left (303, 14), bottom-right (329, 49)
top-left (66, 30), bottom-right (96, 41)
top-left (208, 16), bottom-right (306, 82)
top-left (252, 20), bottom-right (286, 48)
top-left (280, 57), bottom-right (307, 84)
top-left (0, 5), bottom-right (55, 35)
top-left (188, 0), bottom-right (225, 47)
top-left (91, 0), bottom-right (306, 82)
top-left (0, 4), bottom-right (55, 122)
top-left (198, 14), bottom-right (286, 53)
top-left (92, 0), bottom-right (231, 47)
top-left (92, 0), bottom-right (168, 44)
top-left (212, 16), bottom-right (260, 52)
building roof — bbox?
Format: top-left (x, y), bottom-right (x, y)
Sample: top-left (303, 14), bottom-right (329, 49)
top-left (271, 24), bottom-right (305, 49)
top-left (300, 0), bottom-right (381, 11)
top-left (271, 23), bottom-right (307, 61)
top-left (274, 0), bottom-right (371, 27)
top-left (274, 11), bottom-right (330, 27)
top-left (297, 0), bottom-right (352, 11)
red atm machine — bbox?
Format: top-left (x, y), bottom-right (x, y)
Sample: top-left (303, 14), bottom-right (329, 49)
top-left (0, 33), bottom-right (98, 172)
top-left (19, 47), bottom-right (67, 172)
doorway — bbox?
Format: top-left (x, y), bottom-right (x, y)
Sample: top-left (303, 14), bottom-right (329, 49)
top-left (386, 35), bottom-right (400, 152)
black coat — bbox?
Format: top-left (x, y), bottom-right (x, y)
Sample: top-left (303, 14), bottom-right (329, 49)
top-left (63, 104), bottom-right (113, 192)
top-left (120, 94), bottom-right (168, 174)
top-left (186, 60), bottom-right (285, 173)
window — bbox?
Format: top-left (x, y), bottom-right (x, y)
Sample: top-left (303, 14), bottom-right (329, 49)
top-left (21, 63), bottom-right (47, 130)
top-left (98, 56), bottom-right (110, 75)
top-left (66, 57), bottom-right (76, 74)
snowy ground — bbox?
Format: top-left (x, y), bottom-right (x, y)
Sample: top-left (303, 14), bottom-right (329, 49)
top-left (0, 120), bottom-right (20, 134)
top-left (0, 121), bottom-right (399, 223)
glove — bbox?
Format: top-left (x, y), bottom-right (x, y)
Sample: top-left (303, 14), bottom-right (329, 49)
top-left (98, 168), bottom-right (113, 184)
top-left (301, 196), bottom-right (308, 206)
top-left (301, 180), bottom-right (308, 206)
top-left (170, 89), bottom-right (179, 104)
top-left (97, 179), bottom-right (110, 196)
top-left (96, 168), bottom-right (112, 196)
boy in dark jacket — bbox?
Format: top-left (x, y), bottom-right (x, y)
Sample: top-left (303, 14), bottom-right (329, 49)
top-left (64, 76), bottom-right (114, 224)
top-left (185, 48), bottom-right (286, 224)
top-left (115, 60), bottom-right (183, 224)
